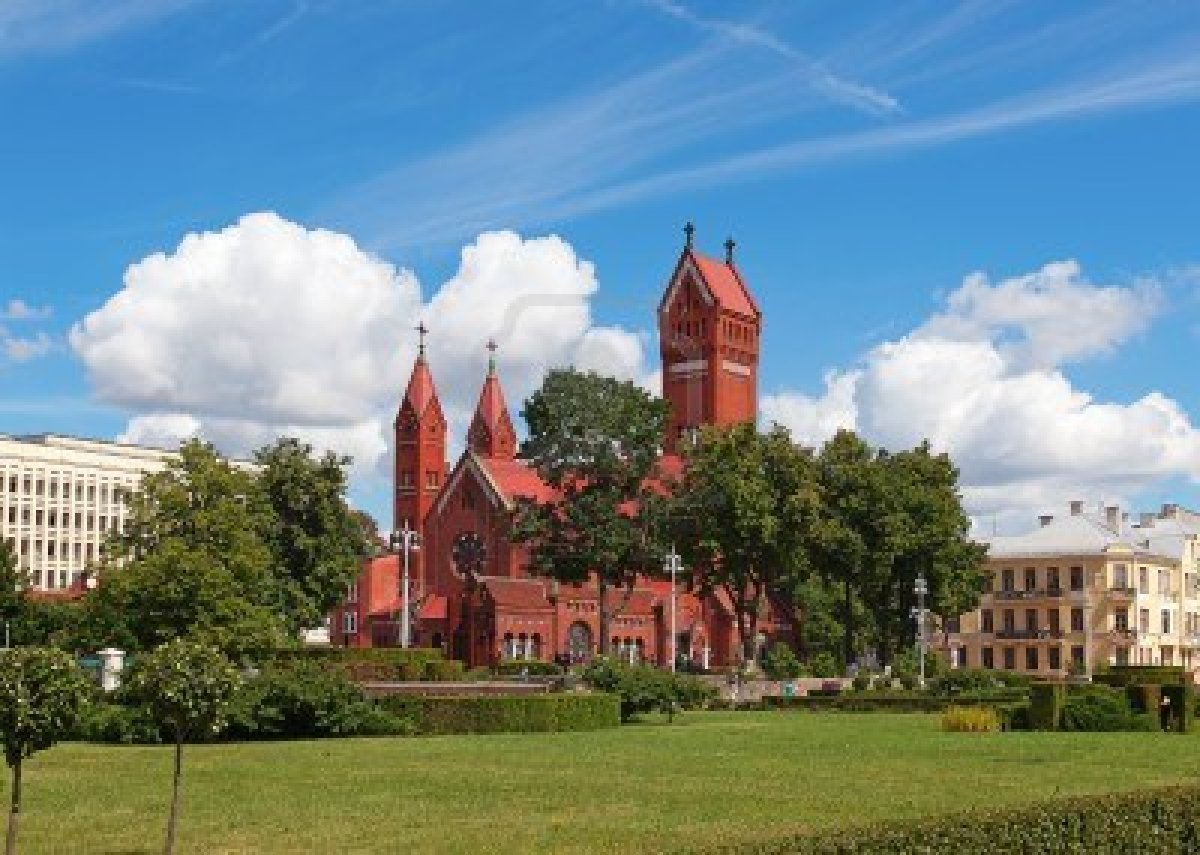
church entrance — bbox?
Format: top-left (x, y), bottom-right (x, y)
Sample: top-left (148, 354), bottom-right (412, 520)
top-left (568, 622), bottom-right (593, 663)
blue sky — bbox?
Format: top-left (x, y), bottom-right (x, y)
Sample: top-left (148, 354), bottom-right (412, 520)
top-left (2, 0), bottom-right (1199, 530)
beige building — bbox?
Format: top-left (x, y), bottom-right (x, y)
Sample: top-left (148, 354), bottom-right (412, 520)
top-left (945, 501), bottom-right (1200, 678)
top-left (0, 434), bottom-right (176, 591)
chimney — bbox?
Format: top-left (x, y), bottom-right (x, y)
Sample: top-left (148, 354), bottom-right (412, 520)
top-left (1069, 500), bottom-right (1084, 516)
top-left (1039, 514), bottom-right (1054, 528)
top-left (1105, 504), bottom-right (1120, 530)
top-left (1139, 512), bottom-right (1156, 528)
top-left (1161, 503), bottom-right (1179, 519)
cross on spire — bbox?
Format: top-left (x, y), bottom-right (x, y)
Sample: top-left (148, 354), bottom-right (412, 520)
top-left (486, 337), bottom-right (498, 375)
top-left (416, 321), bottom-right (428, 359)
top-left (724, 236), bottom-right (736, 265)
top-left (683, 221), bottom-right (695, 249)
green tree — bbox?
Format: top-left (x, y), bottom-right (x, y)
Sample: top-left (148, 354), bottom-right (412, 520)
top-left (0, 647), bottom-right (91, 855)
top-left (673, 423), bottom-right (817, 664)
top-left (513, 369), bottom-right (670, 656)
top-left (0, 542), bottom-right (24, 639)
top-left (253, 438), bottom-right (370, 634)
top-left (84, 440), bottom-right (286, 657)
top-left (125, 639), bottom-right (241, 855)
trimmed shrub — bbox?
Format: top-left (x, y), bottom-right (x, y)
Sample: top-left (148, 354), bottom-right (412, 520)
top-left (762, 643), bottom-right (805, 680)
top-left (1094, 665), bottom-right (1190, 688)
top-left (376, 693), bottom-right (619, 735)
top-left (700, 784), bottom-right (1200, 853)
top-left (73, 701), bottom-right (164, 744)
top-left (495, 660), bottom-right (564, 677)
top-left (807, 652), bottom-right (839, 679)
top-left (929, 668), bottom-right (1030, 697)
top-left (580, 658), bottom-right (716, 721)
top-left (941, 705), bottom-right (1000, 733)
top-left (423, 659), bottom-right (466, 681)
top-left (851, 674), bottom-right (871, 692)
top-left (1029, 682), bottom-right (1065, 730)
top-left (995, 701), bottom-right (1031, 731)
top-left (227, 662), bottom-right (412, 739)
top-left (1060, 685), bottom-right (1155, 732)
top-left (264, 648), bottom-right (453, 682)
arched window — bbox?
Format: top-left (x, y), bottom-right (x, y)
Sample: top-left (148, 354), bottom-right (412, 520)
top-left (518, 633), bottom-right (529, 660)
top-left (503, 632), bottom-right (516, 660)
top-left (530, 634), bottom-right (541, 661)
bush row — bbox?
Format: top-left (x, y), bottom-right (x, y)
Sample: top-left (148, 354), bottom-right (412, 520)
top-left (580, 658), bottom-right (716, 721)
top-left (760, 692), bottom-right (1023, 714)
top-left (376, 693), bottom-right (620, 735)
top-left (264, 648), bottom-right (465, 683)
top-left (700, 784), bottom-right (1200, 854)
top-left (1026, 681), bottom-right (1192, 732)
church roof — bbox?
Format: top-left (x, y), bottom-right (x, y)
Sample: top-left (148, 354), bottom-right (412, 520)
top-left (472, 370), bottom-right (509, 432)
top-left (476, 456), bottom-right (556, 505)
top-left (481, 576), bottom-right (554, 611)
top-left (400, 356), bottom-right (437, 417)
top-left (690, 250), bottom-right (759, 318)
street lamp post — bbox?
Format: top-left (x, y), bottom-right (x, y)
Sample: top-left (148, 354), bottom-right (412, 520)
top-left (913, 574), bottom-right (928, 689)
top-left (664, 546), bottom-right (682, 672)
top-left (390, 521), bottom-right (422, 649)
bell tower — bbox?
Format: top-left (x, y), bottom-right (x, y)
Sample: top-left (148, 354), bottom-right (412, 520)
top-left (468, 339), bottom-right (517, 460)
top-left (658, 223), bottom-right (761, 452)
top-left (394, 322), bottom-right (447, 532)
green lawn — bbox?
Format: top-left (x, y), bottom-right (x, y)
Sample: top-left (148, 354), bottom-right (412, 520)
top-left (6, 712), bottom-right (1199, 853)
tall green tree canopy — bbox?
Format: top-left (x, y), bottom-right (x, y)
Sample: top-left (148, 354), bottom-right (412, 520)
top-left (513, 369), bottom-right (671, 655)
top-left (254, 438), bottom-right (370, 635)
top-left (672, 422), bottom-right (818, 664)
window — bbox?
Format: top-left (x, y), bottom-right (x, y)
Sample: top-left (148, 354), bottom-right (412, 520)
top-left (1113, 564), bottom-right (1128, 589)
top-left (1139, 566), bottom-right (1149, 594)
top-left (981, 647), bottom-right (994, 669)
top-left (981, 609), bottom-right (994, 633)
top-left (945, 615), bottom-right (960, 633)
top-left (1025, 609), bottom-right (1038, 633)
top-left (400, 470), bottom-right (414, 487)
top-left (1024, 567), bottom-right (1037, 591)
top-left (1070, 608), bottom-right (1084, 632)
top-left (1002, 647), bottom-right (1015, 670)
top-left (1048, 609), bottom-right (1060, 634)
top-left (1069, 567), bottom-right (1084, 591)
top-left (1002, 609), bottom-right (1015, 632)
top-left (1071, 646), bottom-right (1085, 667)
top-left (1140, 608), bottom-right (1150, 634)
top-left (1049, 647), bottom-right (1062, 670)
top-left (346, 581), bottom-right (358, 604)
top-left (1115, 609), bottom-right (1129, 632)
top-left (1025, 647), bottom-right (1039, 671)
top-left (1001, 568), bottom-right (1015, 592)
top-left (342, 610), bottom-right (358, 635)
top-left (425, 470), bottom-right (439, 489)
top-left (1115, 647), bottom-right (1129, 666)
top-left (1162, 610), bottom-right (1171, 635)
top-left (1047, 567), bottom-right (1061, 591)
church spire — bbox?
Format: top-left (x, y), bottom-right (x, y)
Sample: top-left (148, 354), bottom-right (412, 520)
top-left (468, 340), bottom-right (517, 460)
top-left (394, 326), bottom-right (446, 532)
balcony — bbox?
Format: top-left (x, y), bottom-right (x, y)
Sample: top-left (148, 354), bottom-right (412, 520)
top-left (1107, 587), bottom-right (1137, 600)
top-left (1103, 629), bottom-right (1138, 644)
top-left (995, 628), bottom-right (1064, 641)
top-left (993, 588), bottom-right (1065, 602)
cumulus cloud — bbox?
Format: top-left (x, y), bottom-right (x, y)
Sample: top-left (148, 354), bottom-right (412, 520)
top-left (72, 213), bottom-right (653, 480)
top-left (2, 330), bottom-right (53, 363)
top-left (1, 299), bottom-right (52, 320)
top-left (764, 260), bottom-right (1200, 527)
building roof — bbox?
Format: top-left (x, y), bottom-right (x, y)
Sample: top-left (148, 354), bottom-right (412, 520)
top-left (481, 576), bottom-right (553, 611)
top-left (472, 371), bottom-right (509, 433)
top-left (690, 250), bottom-right (759, 318)
top-left (475, 456), bottom-right (556, 505)
top-left (1132, 505), bottom-right (1200, 562)
top-left (983, 503), bottom-right (1175, 562)
top-left (417, 594), bottom-right (447, 621)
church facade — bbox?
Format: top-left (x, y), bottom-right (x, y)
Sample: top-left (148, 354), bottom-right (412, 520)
top-left (330, 228), bottom-right (793, 668)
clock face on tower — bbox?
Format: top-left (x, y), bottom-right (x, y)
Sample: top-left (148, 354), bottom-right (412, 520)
top-left (452, 532), bottom-right (487, 579)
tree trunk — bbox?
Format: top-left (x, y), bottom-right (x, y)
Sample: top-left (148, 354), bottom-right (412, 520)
top-left (842, 576), bottom-right (854, 668)
top-left (164, 739), bottom-right (183, 855)
top-left (5, 759), bottom-right (20, 855)
top-left (598, 577), bottom-right (610, 656)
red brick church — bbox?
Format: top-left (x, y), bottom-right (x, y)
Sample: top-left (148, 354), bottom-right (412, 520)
top-left (331, 227), bottom-right (793, 668)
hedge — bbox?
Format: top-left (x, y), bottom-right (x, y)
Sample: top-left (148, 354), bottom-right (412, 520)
top-left (376, 693), bottom-right (620, 735)
top-left (700, 784), bottom-right (1200, 853)
top-left (263, 648), bottom-right (465, 682)
top-left (1029, 683), bottom-right (1065, 730)
top-left (761, 692), bottom-right (1022, 714)
top-left (1094, 666), bottom-right (1191, 688)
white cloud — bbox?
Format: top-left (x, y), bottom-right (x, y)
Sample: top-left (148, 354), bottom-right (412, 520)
top-left (1, 299), bottom-right (52, 321)
top-left (2, 331), bottom-right (53, 363)
top-left (72, 214), bottom-right (654, 480)
top-left (764, 260), bottom-right (1200, 526)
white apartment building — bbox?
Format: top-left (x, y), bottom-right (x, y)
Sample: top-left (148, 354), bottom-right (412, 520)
top-left (0, 434), bottom-right (176, 591)
top-left (1131, 504), bottom-right (1200, 666)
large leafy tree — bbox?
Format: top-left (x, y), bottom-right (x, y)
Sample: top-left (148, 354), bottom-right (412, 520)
top-left (0, 647), bottom-right (91, 855)
top-left (125, 640), bottom-right (241, 855)
top-left (83, 440), bottom-right (286, 657)
top-left (253, 438), bottom-right (371, 634)
top-left (0, 541), bottom-right (80, 650)
top-left (513, 369), bottom-right (670, 656)
top-left (672, 423), bottom-right (817, 665)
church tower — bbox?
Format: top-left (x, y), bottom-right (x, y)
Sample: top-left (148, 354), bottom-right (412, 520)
top-left (467, 340), bottom-right (517, 460)
top-left (394, 323), bottom-right (447, 532)
top-left (658, 223), bottom-right (761, 452)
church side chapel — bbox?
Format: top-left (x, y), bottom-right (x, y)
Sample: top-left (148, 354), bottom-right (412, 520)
top-left (330, 226), bottom-right (794, 668)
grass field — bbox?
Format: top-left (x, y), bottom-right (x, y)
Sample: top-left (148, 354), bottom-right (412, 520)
top-left (6, 711), bottom-right (1199, 854)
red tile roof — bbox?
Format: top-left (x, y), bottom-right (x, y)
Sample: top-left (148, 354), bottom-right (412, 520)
top-left (481, 577), bottom-right (553, 611)
top-left (477, 457), bottom-right (557, 504)
top-left (417, 594), bottom-right (447, 621)
top-left (691, 250), bottom-right (759, 318)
